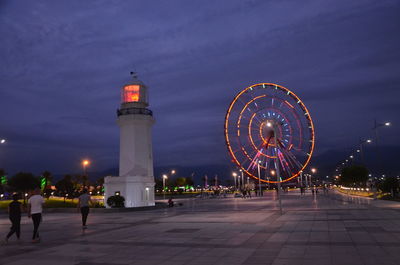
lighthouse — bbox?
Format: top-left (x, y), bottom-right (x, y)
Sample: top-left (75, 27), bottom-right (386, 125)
top-left (104, 73), bottom-right (155, 208)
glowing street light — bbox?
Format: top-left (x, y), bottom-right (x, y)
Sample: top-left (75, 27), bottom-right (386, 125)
top-left (357, 138), bottom-right (373, 164)
top-left (162, 174), bottom-right (168, 200)
top-left (0, 139), bottom-right (5, 144)
top-left (310, 168), bottom-right (317, 187)
top-left (82, 159), bottom-right (90, 176)
top-left (373, 120), bottom-right (392, 176)
top-left (232, 172), bottom-right (238, 190)
top-left (239, 169), bottom-right (244, 190)
top-left (171, 170), bottom-right (176, 175)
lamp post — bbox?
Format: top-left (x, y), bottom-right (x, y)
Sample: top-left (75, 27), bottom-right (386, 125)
top-left (240, 169), bottom-right (244, 190)
top-left (269, 170), bottom-right (275, 190)
top-left (162, 170), bottom-right (175, 200)
top-left (311, 168), bottom-right (317, 187)
top-left (232, 172), bottom-right (237, 190)
top-left (257, 160), bottom-right (262, 197)
top-left (305, 172), bottom-right (309, 189)
top-left (358, 139), bottom-right (372, 164)
top-left (162, 174), bottom-right (168, 200)
top-left (82, 160), bottom-right (90, 176)
top-left (349, 155), bottom-right (354, 165)
top-left (299, 171), bottom-right (303, 190)
top-left (373, 120), bottom-right (391, 176)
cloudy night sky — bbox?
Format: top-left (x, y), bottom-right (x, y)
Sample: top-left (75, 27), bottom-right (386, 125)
top-left (0, 0), bottom-right (399, 177)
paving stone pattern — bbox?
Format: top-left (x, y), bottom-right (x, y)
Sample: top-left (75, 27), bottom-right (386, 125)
top-left (1, 190), bottom-right (400, 265)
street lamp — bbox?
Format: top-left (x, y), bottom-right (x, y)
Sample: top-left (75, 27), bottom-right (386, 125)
top-left (162, 174), bottom-right (168, 200)
top-left (82, 160), bottom-right (90, 176)
top-left (232, 172), bottom-right (237, 190)
top-left (373, 120), bottom-right (391, 177)
top-left (0, 139), bottom-right (5, 144)
top-left (257, 160), bottom-right (262, 196)
top-left (358, 138), bottom-right (372, 164)
top-left (239, 169), bottom-right (244, 190)
top-left (310, 168), bottom-right (317, 186)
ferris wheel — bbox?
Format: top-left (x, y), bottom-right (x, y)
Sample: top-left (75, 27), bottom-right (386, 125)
top-left (224, 83), bottom-right (315, 183)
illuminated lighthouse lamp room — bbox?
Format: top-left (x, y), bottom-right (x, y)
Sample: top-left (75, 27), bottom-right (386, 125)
top-left (122, 83), bottom-right (148, 105)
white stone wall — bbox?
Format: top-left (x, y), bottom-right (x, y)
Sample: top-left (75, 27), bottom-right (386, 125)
top-left (104, 112), bottom-right (156, 208)
top-left (117, 114), bottom-right (154, 178)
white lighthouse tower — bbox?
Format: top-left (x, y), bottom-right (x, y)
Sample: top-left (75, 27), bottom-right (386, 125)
top-left (104, 73), bottom-right (155, 208)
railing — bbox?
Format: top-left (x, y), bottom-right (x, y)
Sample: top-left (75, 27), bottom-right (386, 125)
top-left (117, 107), bottom-right (153, 117)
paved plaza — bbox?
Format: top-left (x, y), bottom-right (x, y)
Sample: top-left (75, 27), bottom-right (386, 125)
top-left (1, 190), bottom-right (400, 265)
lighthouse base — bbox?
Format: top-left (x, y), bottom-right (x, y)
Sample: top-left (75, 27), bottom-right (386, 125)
top-left (104, 176), bottom-right (155, 208)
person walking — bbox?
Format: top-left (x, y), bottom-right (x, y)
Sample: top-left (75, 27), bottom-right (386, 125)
top-left (78, 189), bottom-right (92, 229)
top-left (28, 189), bottom-right (44, 243)
top-left (5, 194), bottom-right (23, 243)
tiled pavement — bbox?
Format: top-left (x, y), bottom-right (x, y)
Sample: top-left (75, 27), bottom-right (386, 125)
top-left (1, 190), bottom-right (400, 265)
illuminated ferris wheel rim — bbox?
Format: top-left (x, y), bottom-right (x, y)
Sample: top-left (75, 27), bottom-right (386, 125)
top-left (224, 82), bottom-right (315, 183)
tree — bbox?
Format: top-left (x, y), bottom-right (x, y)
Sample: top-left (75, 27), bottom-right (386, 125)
top-left (175, 177), bottom-right (186, 187)
top-left (55, 175), bottom-right (74, 197)
top-left (340, 165), bottom-right (369, 186)
top-left (185, 177), bottom-right (194, 186)
top-left (8, 172), bottom-right (40, 203)
top-left (107, 195), bottom-right (125, 208)
top-left (73, 174), bottom-right (89, 189)
top-left (155, 178), bottom-right (163, 191)
top-left (379, 176), bottom-right (399, 197)
top-left (8, 172), bottom-right (40, 192)
top-left (96, 177), bottom-right (104, 186)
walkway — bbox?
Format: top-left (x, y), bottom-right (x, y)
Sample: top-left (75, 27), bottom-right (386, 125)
top-left (1, 190), bottom-right (400, 265)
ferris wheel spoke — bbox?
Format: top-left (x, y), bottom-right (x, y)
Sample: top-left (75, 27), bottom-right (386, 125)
top-left (231, 140), bottom-right (260, 154)
top-left (278, 148), bottom-right (297, 170)
top-left (275, 143), bottom-right (302, 177)
top-left (279, 144), bottom-right (304, 170)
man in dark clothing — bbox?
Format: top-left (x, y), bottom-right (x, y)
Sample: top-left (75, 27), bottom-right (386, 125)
top-left (5, 194), bottom-right (22, 243)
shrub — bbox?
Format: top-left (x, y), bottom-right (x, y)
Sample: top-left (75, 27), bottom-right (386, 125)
top-left (107, 195), bottom-right (125, 208)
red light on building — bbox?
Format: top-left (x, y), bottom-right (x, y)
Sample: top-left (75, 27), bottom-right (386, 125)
top-left (123, 85), bottom-right (140, 103)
